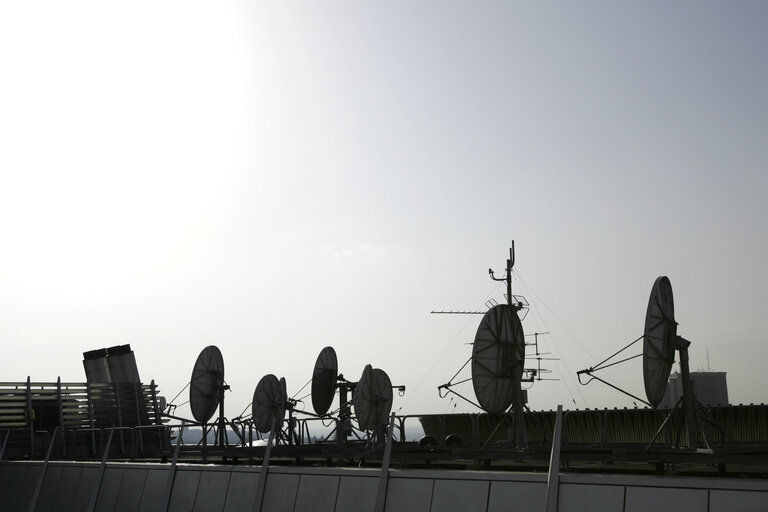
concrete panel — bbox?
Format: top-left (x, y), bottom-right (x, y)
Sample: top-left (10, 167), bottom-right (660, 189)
top-left (95, 467), bottom-right (125, 512)
top-left (0, 465), bottom-right (41, 512)
top-left (223, 471), bottom-right (260, 512)
top-left (0, 466), bottom-right (14, 497)
top-left (710, 489), bottom-right (768, 512)
top-left (385, 478), bottom-right (434, 512)
top-left (625, 486), bottom-right (708, 512)
top-left (54, 465), bottom-right (85, 512)
top-left (194, 470), bottom-right (232, 511)
top-left (0, 466), bottom-right (20, 512)
top-left (335, 476), bottom-right (378, 512)
top-left (293, 474), bottom-right (339, 512)
top-left (168, 470), bottom-right (201, 512)
top-left (19, 465), bottom-right (45, 512)
top-left (261, 473), bottom-right (300, 512)
top-left (558, 483), bottom-right (625, 512)
top-left (35, 465), bottom-right (64, 512)
top-left (139, 469), bottom-right (170, 512)
top-left (487, 480), bottom-right (547, 512)
top-left (71, 466), bottom-right (101, 512)
top-left (116, 468), bottom-right (148, 512)
top-left (430, 479), bottom-right (489, 512)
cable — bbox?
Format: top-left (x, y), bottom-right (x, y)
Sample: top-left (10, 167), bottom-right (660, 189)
top-left (589, 335), bottom-right (643, 372)
top-left (512, 269), bottom-right (587, 407)
top-left (291, 378), bottom-right (312, 400)
top-left (236, 400), bottom-right (252, 419)
top-left (168, 382), bottom-right (190, 406)
top-left (397, 281), bottom-right (504, 413)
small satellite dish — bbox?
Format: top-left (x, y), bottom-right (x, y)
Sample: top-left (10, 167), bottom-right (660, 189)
top-left (643, 276), bottom-right (677, 407)
top-left (189, 345), bottom-right (225, 424)
top-left (353, 364), bottom-right (393, 431)
top-left (312, 346), bottom-right (338, 416)
top-left (252, 374), bottom-right (287, 433)
top-left (471, 304), bottom-right (525, 414)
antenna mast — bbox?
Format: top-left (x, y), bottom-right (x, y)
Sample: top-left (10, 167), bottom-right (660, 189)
top-left (489, 241), bottom-right (521, 311)
top-left (488, 241), bottom-right (527, 449)
top-left (434, 241), bottom-right (552, 450)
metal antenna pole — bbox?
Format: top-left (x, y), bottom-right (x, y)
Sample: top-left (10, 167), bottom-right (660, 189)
top-left (217, 383), bottom-right (230, 447)
top-left (489, 241), bottom-right (526, 449)
top-left (507, 241), bottom-right (515, 307)
top-left (677, 338), bottom-right (699, 451)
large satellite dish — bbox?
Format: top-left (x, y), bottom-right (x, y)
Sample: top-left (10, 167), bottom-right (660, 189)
top-left (312, 346), bottom-right (338, 416)
top-left (189, 345), bottom-right (225, 424)
top-left (471, 304), bottom-right (525, 414)
top-left (252, 374), bottom-right (287, 434)
top-left (353, 364), bottom-right (393, 431)
top-left (643, 276), bottom-right (677, 407)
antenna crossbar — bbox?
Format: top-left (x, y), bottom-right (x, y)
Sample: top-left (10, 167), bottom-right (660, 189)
top-left (431, 310), bottom-right (485, 315)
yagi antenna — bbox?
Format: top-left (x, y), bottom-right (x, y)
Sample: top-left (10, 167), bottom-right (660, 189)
top-left (523, 332), bottom-right (558, 382)
top-left (431, 241), bottom-right (530, 317)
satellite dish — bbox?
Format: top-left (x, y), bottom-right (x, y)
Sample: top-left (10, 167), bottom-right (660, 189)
top-left (471, 304), bottom-right (525, 414)
top-left (312, 346), bottom-right (338, 415)
top-left (353, 365), bottom-right (393, 431)
top-left (643, 276), bottom-right (677, 407)
top-left (252, 374), bottom-right (287, 433)
top-left (189, 345), bottom-right (225, 424)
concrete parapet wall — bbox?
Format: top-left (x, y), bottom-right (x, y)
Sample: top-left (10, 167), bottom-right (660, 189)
top-left (1, 461), bottom-right (767, 511)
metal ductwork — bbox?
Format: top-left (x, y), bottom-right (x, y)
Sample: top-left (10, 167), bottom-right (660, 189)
top-left (82, 344), bottom-right (141, 383)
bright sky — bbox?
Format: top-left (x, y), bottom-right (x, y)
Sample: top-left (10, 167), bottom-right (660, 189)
top-left (1, 2), bottom-right (767, 421)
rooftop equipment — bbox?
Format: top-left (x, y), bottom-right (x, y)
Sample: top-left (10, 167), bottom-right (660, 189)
top-left (578, 276), bottom-right (714, 451)
top-left (189, 345), bottom-right (229, 447)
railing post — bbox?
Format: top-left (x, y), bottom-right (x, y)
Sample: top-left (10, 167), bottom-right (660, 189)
top-left (375, 413), bottom-right (397, 512)
top-left (87, 382), bottom-right (96, 457)
top-left (545, 405), bottom-right (564, 512)
top-left (26, 377), bottom-right (34, 456)
top-left (86, 427), bottom-right (114, 512)
top-left (0, 429), bottom-right (9, 461)
top-left (57, 377), bottom-right (66, 457)
top-left (253, 417), bottom-right (278, 512)
top-left (162, 422), bottom-right (185, 512)
top-left (114, 383), bottom-right (125, 454)
top-left (202, 424), bottom-right (208, 463)
top-left (28, 426), bottom-right (58, 512)
top-left (149, 380), bottom-right (165, 455)
top-left (133, 383), bottom-right (144, 454)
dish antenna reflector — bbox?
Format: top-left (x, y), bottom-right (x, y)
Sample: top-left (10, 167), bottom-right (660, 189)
top-left (642, 276), bottom-right (713, 450)
top-left (252, 374), bottom-right (287, 434)
top-left (643, 276), bottom-right (676, 406)
top-left (471, 304), bottom-right (525, 414)
top-left (312, 346), bottom-right (338, 416)
top-left (353, 364), bottom-right (394, 431)
top-left (189, 345), bottom-right (225, 424)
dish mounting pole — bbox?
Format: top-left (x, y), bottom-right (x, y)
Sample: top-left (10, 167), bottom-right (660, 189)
top-left (217, 383), bottom-right (230, 447)
top-left (489, 240), bottom-right (527, 449)
top-left (677, 336), bottom-right (699, 451)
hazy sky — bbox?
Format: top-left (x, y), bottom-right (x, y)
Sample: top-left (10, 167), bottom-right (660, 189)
top-left (1, 2), bottom-right (767, 420)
